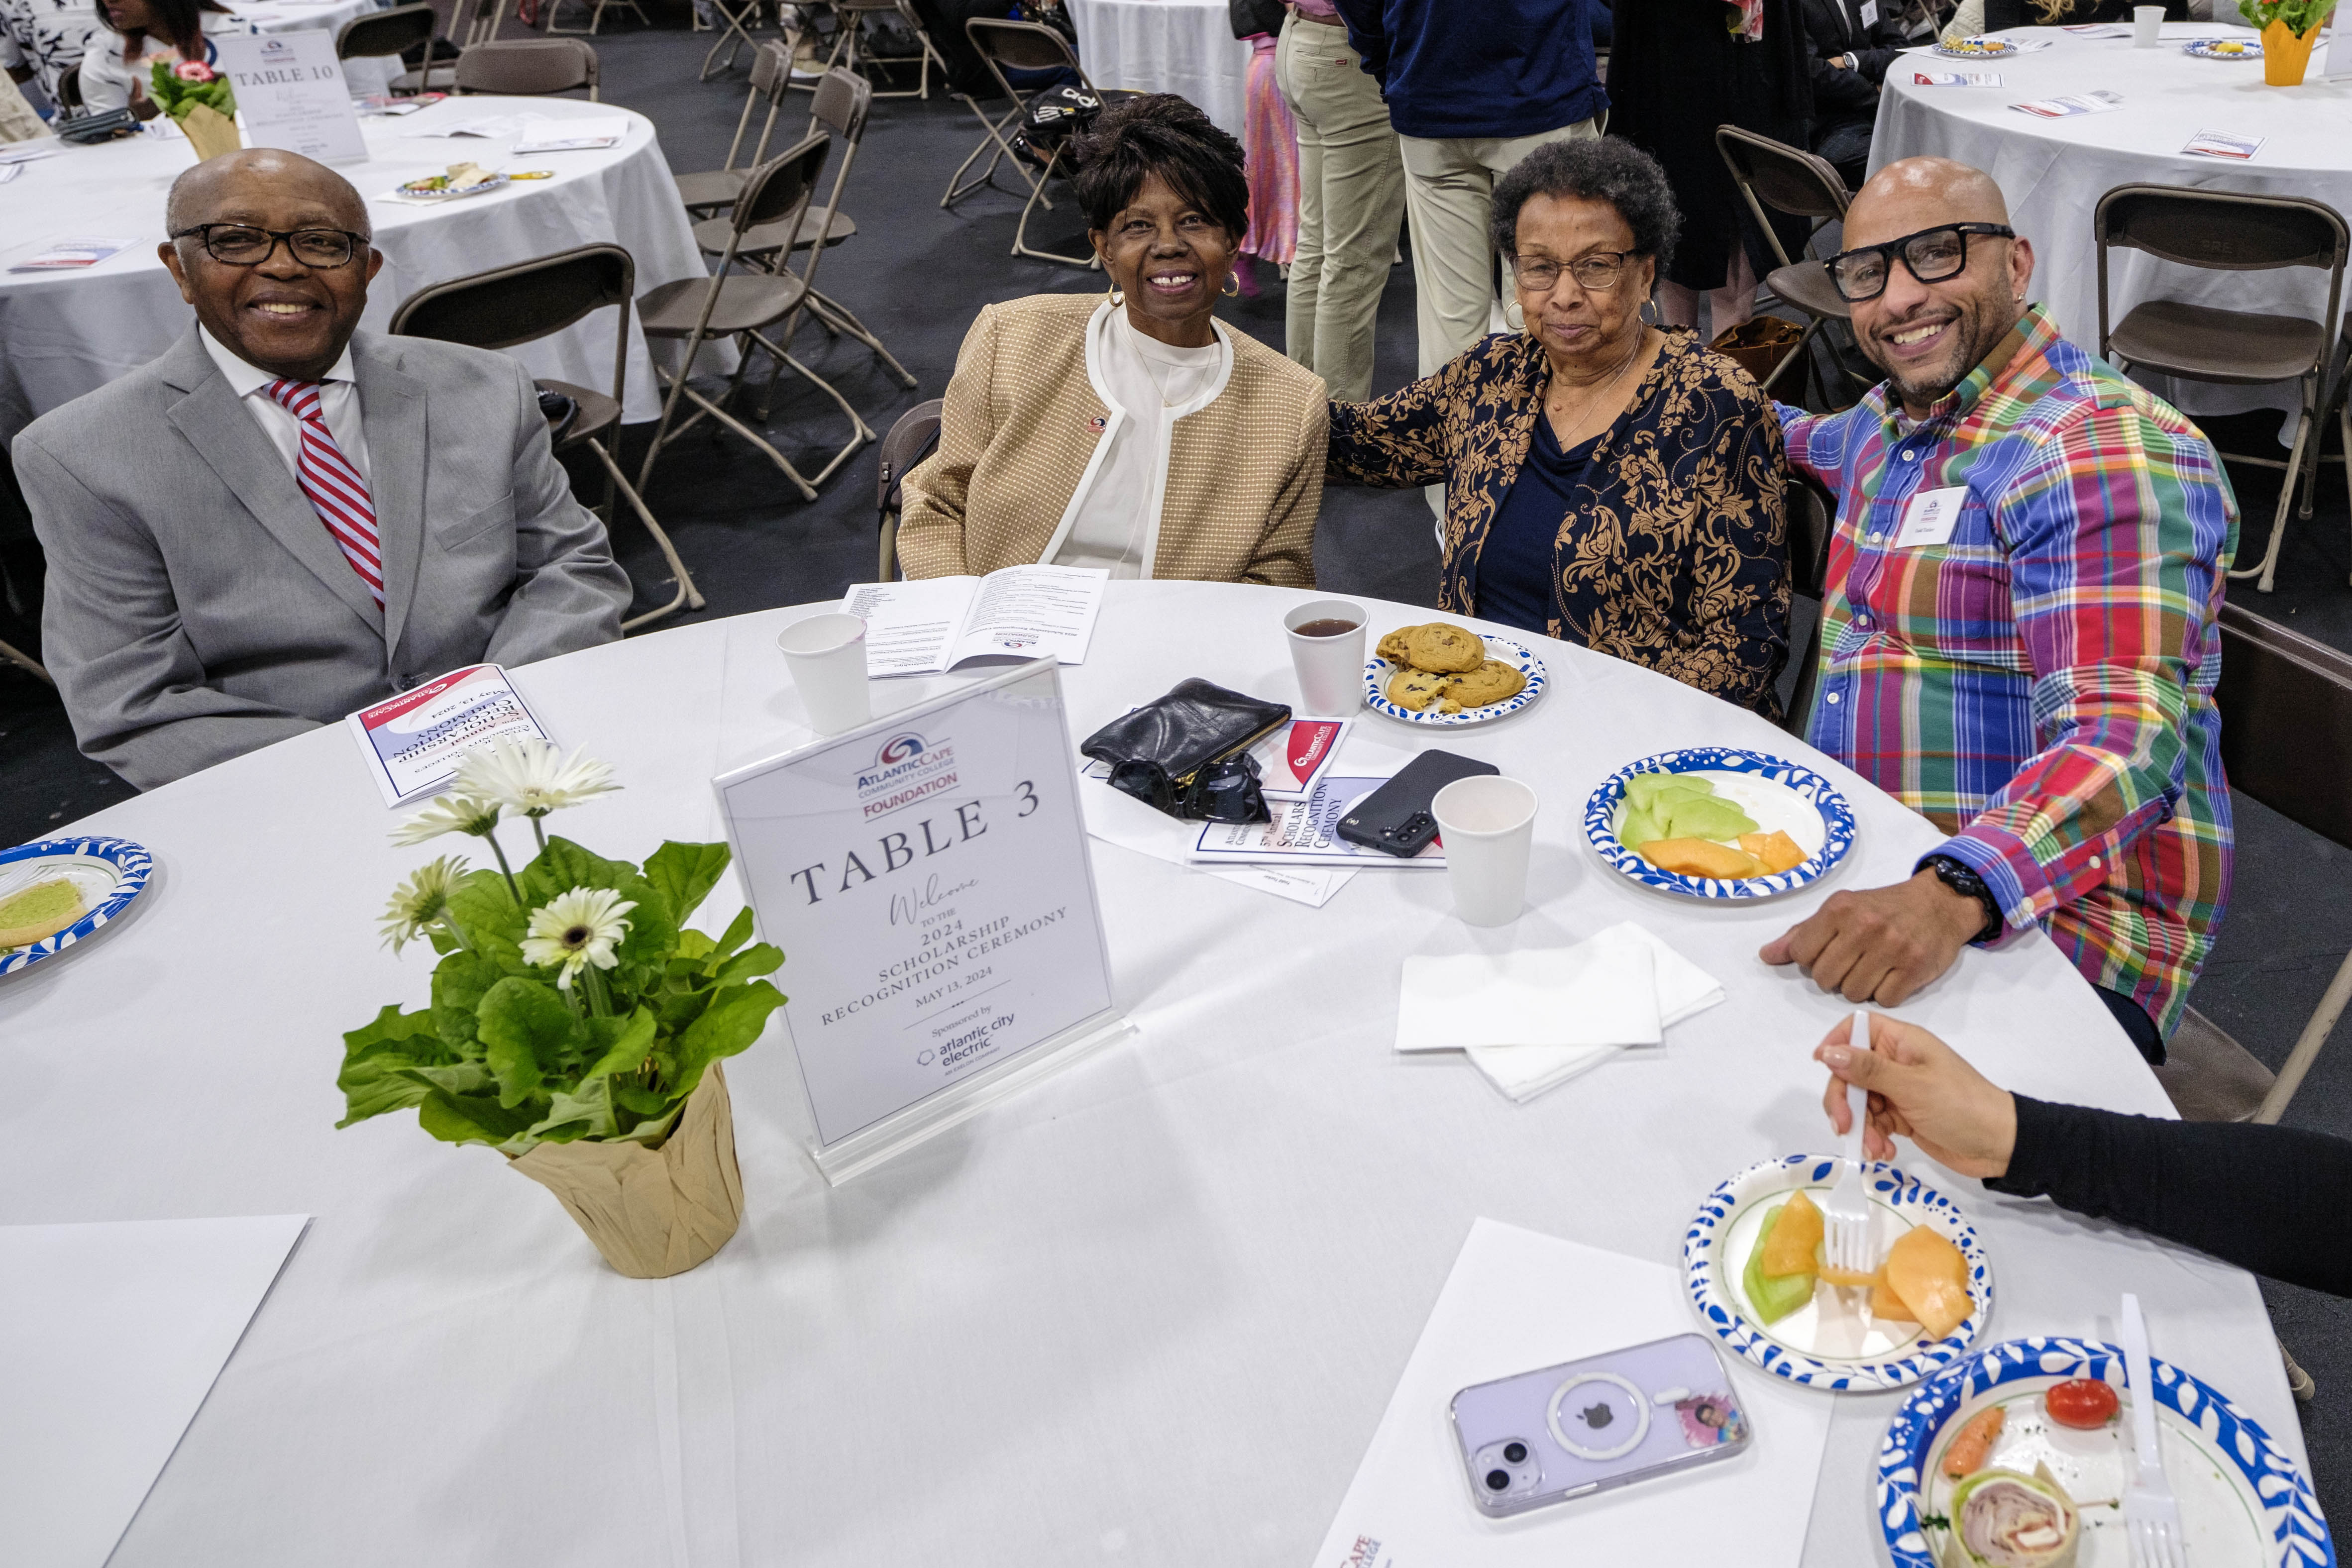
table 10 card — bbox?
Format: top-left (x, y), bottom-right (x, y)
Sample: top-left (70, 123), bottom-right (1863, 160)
top-left (716, 660), bottom-right (1117, 1155)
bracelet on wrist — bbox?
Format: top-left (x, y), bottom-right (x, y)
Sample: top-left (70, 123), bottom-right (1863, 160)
top-left (1923, 855), bottom-right (2005, 946)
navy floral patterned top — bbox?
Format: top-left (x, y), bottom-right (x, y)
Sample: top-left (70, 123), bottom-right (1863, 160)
top-left (1327, 328), bottom-right (1792, 715)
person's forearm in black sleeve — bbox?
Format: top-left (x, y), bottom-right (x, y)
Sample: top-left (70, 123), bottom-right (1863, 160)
top-left (1988, 1095), bottom-right (2352, 1297)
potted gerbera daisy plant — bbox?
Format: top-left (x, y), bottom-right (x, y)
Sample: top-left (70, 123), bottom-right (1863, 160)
top-left (339, 739), bottom-right (784, 1278)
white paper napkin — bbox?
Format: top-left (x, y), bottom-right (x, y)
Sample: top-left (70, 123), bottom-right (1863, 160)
top-left (1466, 924), bottom-right (1723, 1102)
top-left (1396, 941), bottom-right (1661, 1052)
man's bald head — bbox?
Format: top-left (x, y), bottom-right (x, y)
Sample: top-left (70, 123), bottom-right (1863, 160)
top-left (164, 148), bottom-right (370, 241)
top-left (1830, 156), bottom-right (2035, 418)
top-left (1846, 157), bottom-right (2010, 249)
top-left (158, 147), bottom-right (382, 384)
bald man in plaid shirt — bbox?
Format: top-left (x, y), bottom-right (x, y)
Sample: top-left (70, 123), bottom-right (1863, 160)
top-left (1762, 157), bottom-right (2238, 1064)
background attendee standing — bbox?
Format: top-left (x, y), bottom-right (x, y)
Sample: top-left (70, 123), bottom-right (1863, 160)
top-left (1235, 2), bottom-right (1300, 285)
top-left (1276, 0), bottom-right (1406, 402)
top-left (1608, 0), bottom-right (1812, 336)
top-left (1330, 0), bottom-right (1607, 381)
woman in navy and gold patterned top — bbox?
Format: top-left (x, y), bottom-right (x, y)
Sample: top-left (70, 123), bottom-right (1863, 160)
top-left (1326, 137), bottom-right (1792, 714)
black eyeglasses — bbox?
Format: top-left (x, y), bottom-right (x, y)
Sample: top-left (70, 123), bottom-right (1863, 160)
top-left (1508, 250), bottom-right (1633, 293)
top-left (1822, 223), bottom-right (2015, 302)
top-left (1107, 751), bottom-right (1269, 824)
top-left (169, 223), bottom-right (369, 269)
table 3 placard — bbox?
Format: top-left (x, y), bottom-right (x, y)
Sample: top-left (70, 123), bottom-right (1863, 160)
top-left (716, 658), bottom-right (1129, 1183)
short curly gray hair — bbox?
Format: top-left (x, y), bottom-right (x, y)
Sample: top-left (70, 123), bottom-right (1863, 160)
top-left (1490, 137), bottom-right (1682, 278)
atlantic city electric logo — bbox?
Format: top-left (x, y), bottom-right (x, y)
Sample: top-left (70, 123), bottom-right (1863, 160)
top-left (856, 732), bottom-right (958, 820)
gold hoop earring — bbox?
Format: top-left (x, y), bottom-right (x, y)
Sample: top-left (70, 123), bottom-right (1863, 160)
top-left (1222, 271), bottom-right (1240, 298)
top-left (1640, 297), bottom-right (1661, 327)
top-left (1107, 285), bottom-right (1124, 306)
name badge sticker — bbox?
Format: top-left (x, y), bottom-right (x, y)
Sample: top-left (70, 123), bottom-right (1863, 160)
top-left (1894, 485), bottom-right (1969, 549)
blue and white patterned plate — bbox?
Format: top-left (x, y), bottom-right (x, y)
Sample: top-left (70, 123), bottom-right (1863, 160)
top-left (1362, 633), bottom-right (1547, 728)
top-left (1585, 747), bottom-right (1858, 901)
top-left (1880, 1337), bottom-right (2335, 1568)
top-left (1684, 1153), bottom-right (1992, 1392)
top-left (0, 836), bottom-right (152, 977)
top-left (2184, 35), bottom-right (2262, 57)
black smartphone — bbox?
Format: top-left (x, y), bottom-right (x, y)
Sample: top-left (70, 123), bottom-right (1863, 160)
top-left (1335, 749), bottom-right (1499, 858)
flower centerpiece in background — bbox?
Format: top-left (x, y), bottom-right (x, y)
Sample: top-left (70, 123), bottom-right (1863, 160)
top-left (340, 739), bottom-right (784, 1278)
top-left (148, 57), bottom-right (239, 162)
top-left (2242, 0), bottom-right (2337, 84)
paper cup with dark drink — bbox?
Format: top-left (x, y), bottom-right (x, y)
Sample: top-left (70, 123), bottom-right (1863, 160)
top-left (776, 613), bottom-right (871, 734)
top-left (1432, 776), bottom-right (1539, 927)
top-left (1284, 598), bottom-right (1367, 717)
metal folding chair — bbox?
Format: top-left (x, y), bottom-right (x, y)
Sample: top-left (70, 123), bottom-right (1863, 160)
top-left (453, 37), bottom-right (600, 99)
top-left (874, 398), bottom-right (945, 581)
top-left (676, 37), bottom-right (796, 218)
top-left (941, 18), bottom-right (1088, 213)
top-left (388, 243), bottom-right (706, 630)
top-left (692, 67), bottom-right (918, 392)
top-left (1777, 477), bottom-right (1835, 737)
top-left (547, 0), bottom-right (648, 37)
top-left (636, 135), bottom-right (875, 503)
top-left (2096, 183), bottom-right (2347, 594)
top-left (811, 0), bottom-right (947, 98)
top-left (335, 2), bottom-right (434, 64)
top-left (1714, 125), bottom-right (1870, 407)
top-left (699, 0), bottom-right (771, 81)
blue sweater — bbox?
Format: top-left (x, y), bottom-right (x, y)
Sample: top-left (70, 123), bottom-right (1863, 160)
top-left (1329, 0), bottom-right (1606, 140)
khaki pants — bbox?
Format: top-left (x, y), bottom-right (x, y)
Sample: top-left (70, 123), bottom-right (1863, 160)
top-left (1397, 118), bottom-right (1602, 379)
top-left (1276, 11), bottom-right (1406, 404)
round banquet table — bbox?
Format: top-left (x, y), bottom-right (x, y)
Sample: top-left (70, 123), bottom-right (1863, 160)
top-left (0, 583), bottom-right (2308, 1566)
top-left (221, 0), bottom-right (404, 96)
top-left (1067, 0), bottom-right (1250, 140)
top-left (0, 96), bottom-right (706, 442)
top-left (1873, 22), bottom-right (2352, 424)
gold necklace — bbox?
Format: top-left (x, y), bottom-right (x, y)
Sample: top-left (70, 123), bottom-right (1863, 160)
top-left (1546, 325), bottom-right (1650, 448)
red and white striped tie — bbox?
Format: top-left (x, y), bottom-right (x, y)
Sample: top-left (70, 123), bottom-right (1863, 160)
top-left (264, 378), bottom-right (384, 609)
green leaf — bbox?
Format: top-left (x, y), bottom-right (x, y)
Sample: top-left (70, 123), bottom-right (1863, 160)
top-left (336, 1005), bottom-right (444, 1126)
top-left (711, 941), bottom-right (784, 987)
top-left (644, 840), bottom-right (732, 928)
top-left (675, 979), bottom-right (785, 1080)
top-left (475, 976), bottom-right (582, 1109)
top-left (581, 1006), bottom-right (659, 1079)
top-left (707, 906), bottom-right (755, 965)
top-left (673, 928), bottom-right (718, 965)
top-left (445, 866), bottom-right (529, 969)
top-left (430, 949), bottom-right (504, 1055)
top-left (416, 1087), bottom-right (538, 1147)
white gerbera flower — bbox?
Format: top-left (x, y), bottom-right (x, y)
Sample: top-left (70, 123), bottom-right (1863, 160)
top-left (391, 794), bottom-right (503, 846)
top-left (378, 855), bottom-right (469, 953)
top-left (520, 886), bottom-right (636, 989)
top-left (456, 738), bottom-right (620, 819)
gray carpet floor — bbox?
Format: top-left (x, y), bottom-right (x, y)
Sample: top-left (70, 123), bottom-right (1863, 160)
top-left (4, 16), bottom-right (2351, 1523)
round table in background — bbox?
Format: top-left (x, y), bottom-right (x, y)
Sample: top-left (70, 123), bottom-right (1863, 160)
top-left (1873, 22), bottom-right (2352, 423)
top-left (1067, 0), bottom-right (1250, 140)
top-left (223, 0), bottom-right (404, 96)
top-left (0, 582), bottom-right (2305, 1565)
top-left (0, 95), bottom-right (706, 441)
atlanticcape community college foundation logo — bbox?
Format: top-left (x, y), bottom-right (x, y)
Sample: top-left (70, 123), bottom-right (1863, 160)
top-left (857, 732), bottom-right (959, 821)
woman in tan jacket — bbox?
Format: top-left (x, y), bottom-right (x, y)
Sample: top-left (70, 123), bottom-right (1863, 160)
top-left (897, 95), bottom-right (1328, 586)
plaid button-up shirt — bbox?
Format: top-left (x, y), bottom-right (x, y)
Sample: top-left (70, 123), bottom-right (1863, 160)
top-left (1777, 308), bottom-right (2238, 1039)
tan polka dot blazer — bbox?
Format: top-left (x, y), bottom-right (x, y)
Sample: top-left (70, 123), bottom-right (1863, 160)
top-left (896, 294), bottom-right (1328, 586)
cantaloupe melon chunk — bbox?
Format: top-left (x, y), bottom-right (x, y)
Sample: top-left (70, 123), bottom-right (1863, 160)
top-left (1641, 837), bottom-right (1765, 880)
top-left (1871, 1274), bottom-right (1921, 1324)
top-left (1737, 830), bottom-right (1808, 875)
top-left (1760, 1189), bottom-right (1823, 1278)
top-left (1818, 1260), bottom-right (1878, 1288)
top-left (1884, 1225), bottom-right (1972, 1338)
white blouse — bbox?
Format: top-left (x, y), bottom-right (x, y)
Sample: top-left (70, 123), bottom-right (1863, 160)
top-left (1044, 302), bottom-right (1234, 580)
top-left (77, 8), bottom-right (253, 114)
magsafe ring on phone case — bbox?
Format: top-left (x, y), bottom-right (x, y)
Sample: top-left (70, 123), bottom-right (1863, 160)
top-left (1547, 1371), bottom-right (1651, 1461)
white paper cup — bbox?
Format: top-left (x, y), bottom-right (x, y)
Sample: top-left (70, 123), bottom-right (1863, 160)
top-left (1283, 598), bottom-right (1368, 717)
top-left (776, 613), bottom-right (871, 734)
top-left (1431, 775), bottom-right (1539, 928)
top-left (2134, 4), bottom-right (2163, 45)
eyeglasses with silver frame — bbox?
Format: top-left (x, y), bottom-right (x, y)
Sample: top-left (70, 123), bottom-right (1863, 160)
top-left (1821, 222), bottom-right (2015, 303)
top-left (1508, 250), bottom-right (1635, 293)
top-left (169, 223), bottom-right (370, 269)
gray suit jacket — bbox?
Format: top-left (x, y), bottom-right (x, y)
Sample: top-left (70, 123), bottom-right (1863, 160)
top-left (12, 326), bottom-right (633, 789)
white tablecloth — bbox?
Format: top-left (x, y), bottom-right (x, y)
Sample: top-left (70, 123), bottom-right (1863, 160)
top-left (1873, 23), bottom-right (2352, 423)
top-left (1068, 0), bottom-right (1250, 140)
top-left (0, 583), bottom-right (2304, 1566)
top-left (225, 0), bottom-right (402, 96)
top-left (0, 96), bottom-right (706, 440)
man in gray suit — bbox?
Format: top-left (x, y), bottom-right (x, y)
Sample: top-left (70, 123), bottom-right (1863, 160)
top-left (12, 148), bottom-right (632, 790)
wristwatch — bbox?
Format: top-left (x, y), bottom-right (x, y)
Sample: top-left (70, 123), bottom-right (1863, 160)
top-left (1922, 855), bottom-right (2005, 946)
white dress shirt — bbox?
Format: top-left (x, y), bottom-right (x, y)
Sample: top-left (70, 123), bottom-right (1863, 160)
top-left (74, 7), bottom-right (253, 113)
top-left (1047, 305), bottom-right (1232, 579)
top-left (200, 326), bottom-right (374, 494)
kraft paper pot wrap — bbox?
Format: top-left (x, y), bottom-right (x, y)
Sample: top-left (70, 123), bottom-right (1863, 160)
top-left (178, 102), bottom-right (242, 162)
top-left (509, 1063), bottom-right (744, 1278)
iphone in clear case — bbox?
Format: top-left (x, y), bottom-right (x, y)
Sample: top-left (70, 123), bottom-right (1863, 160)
top-left (1449, 1332), bottom-right (1754, 1518)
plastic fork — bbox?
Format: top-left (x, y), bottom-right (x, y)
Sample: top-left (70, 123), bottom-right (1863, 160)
top-left (1821, 1009), bottom-right (1878, 1278)
top-left (2122, 1293), bottom-right (2189, 1568)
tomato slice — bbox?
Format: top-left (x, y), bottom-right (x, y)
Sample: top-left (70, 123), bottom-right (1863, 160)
top-left (2044, 1377), bottom-right (2121, 1430)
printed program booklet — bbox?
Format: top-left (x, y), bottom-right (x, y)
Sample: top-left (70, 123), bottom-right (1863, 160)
top-left (2011, 89), bottom-right (2124, 117)
top-left (343, 663), bottom-right (549, 807)
top-left (9, 238), bottom-right (132, 272)
top-left (1189, 773), bottom-right (1446, 868)
top-left (841, 565), bottom-right (1108, 676)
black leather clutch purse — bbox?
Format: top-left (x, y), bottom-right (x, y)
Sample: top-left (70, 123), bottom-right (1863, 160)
top-left (1080, 678), bottom-right (1291, 823)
